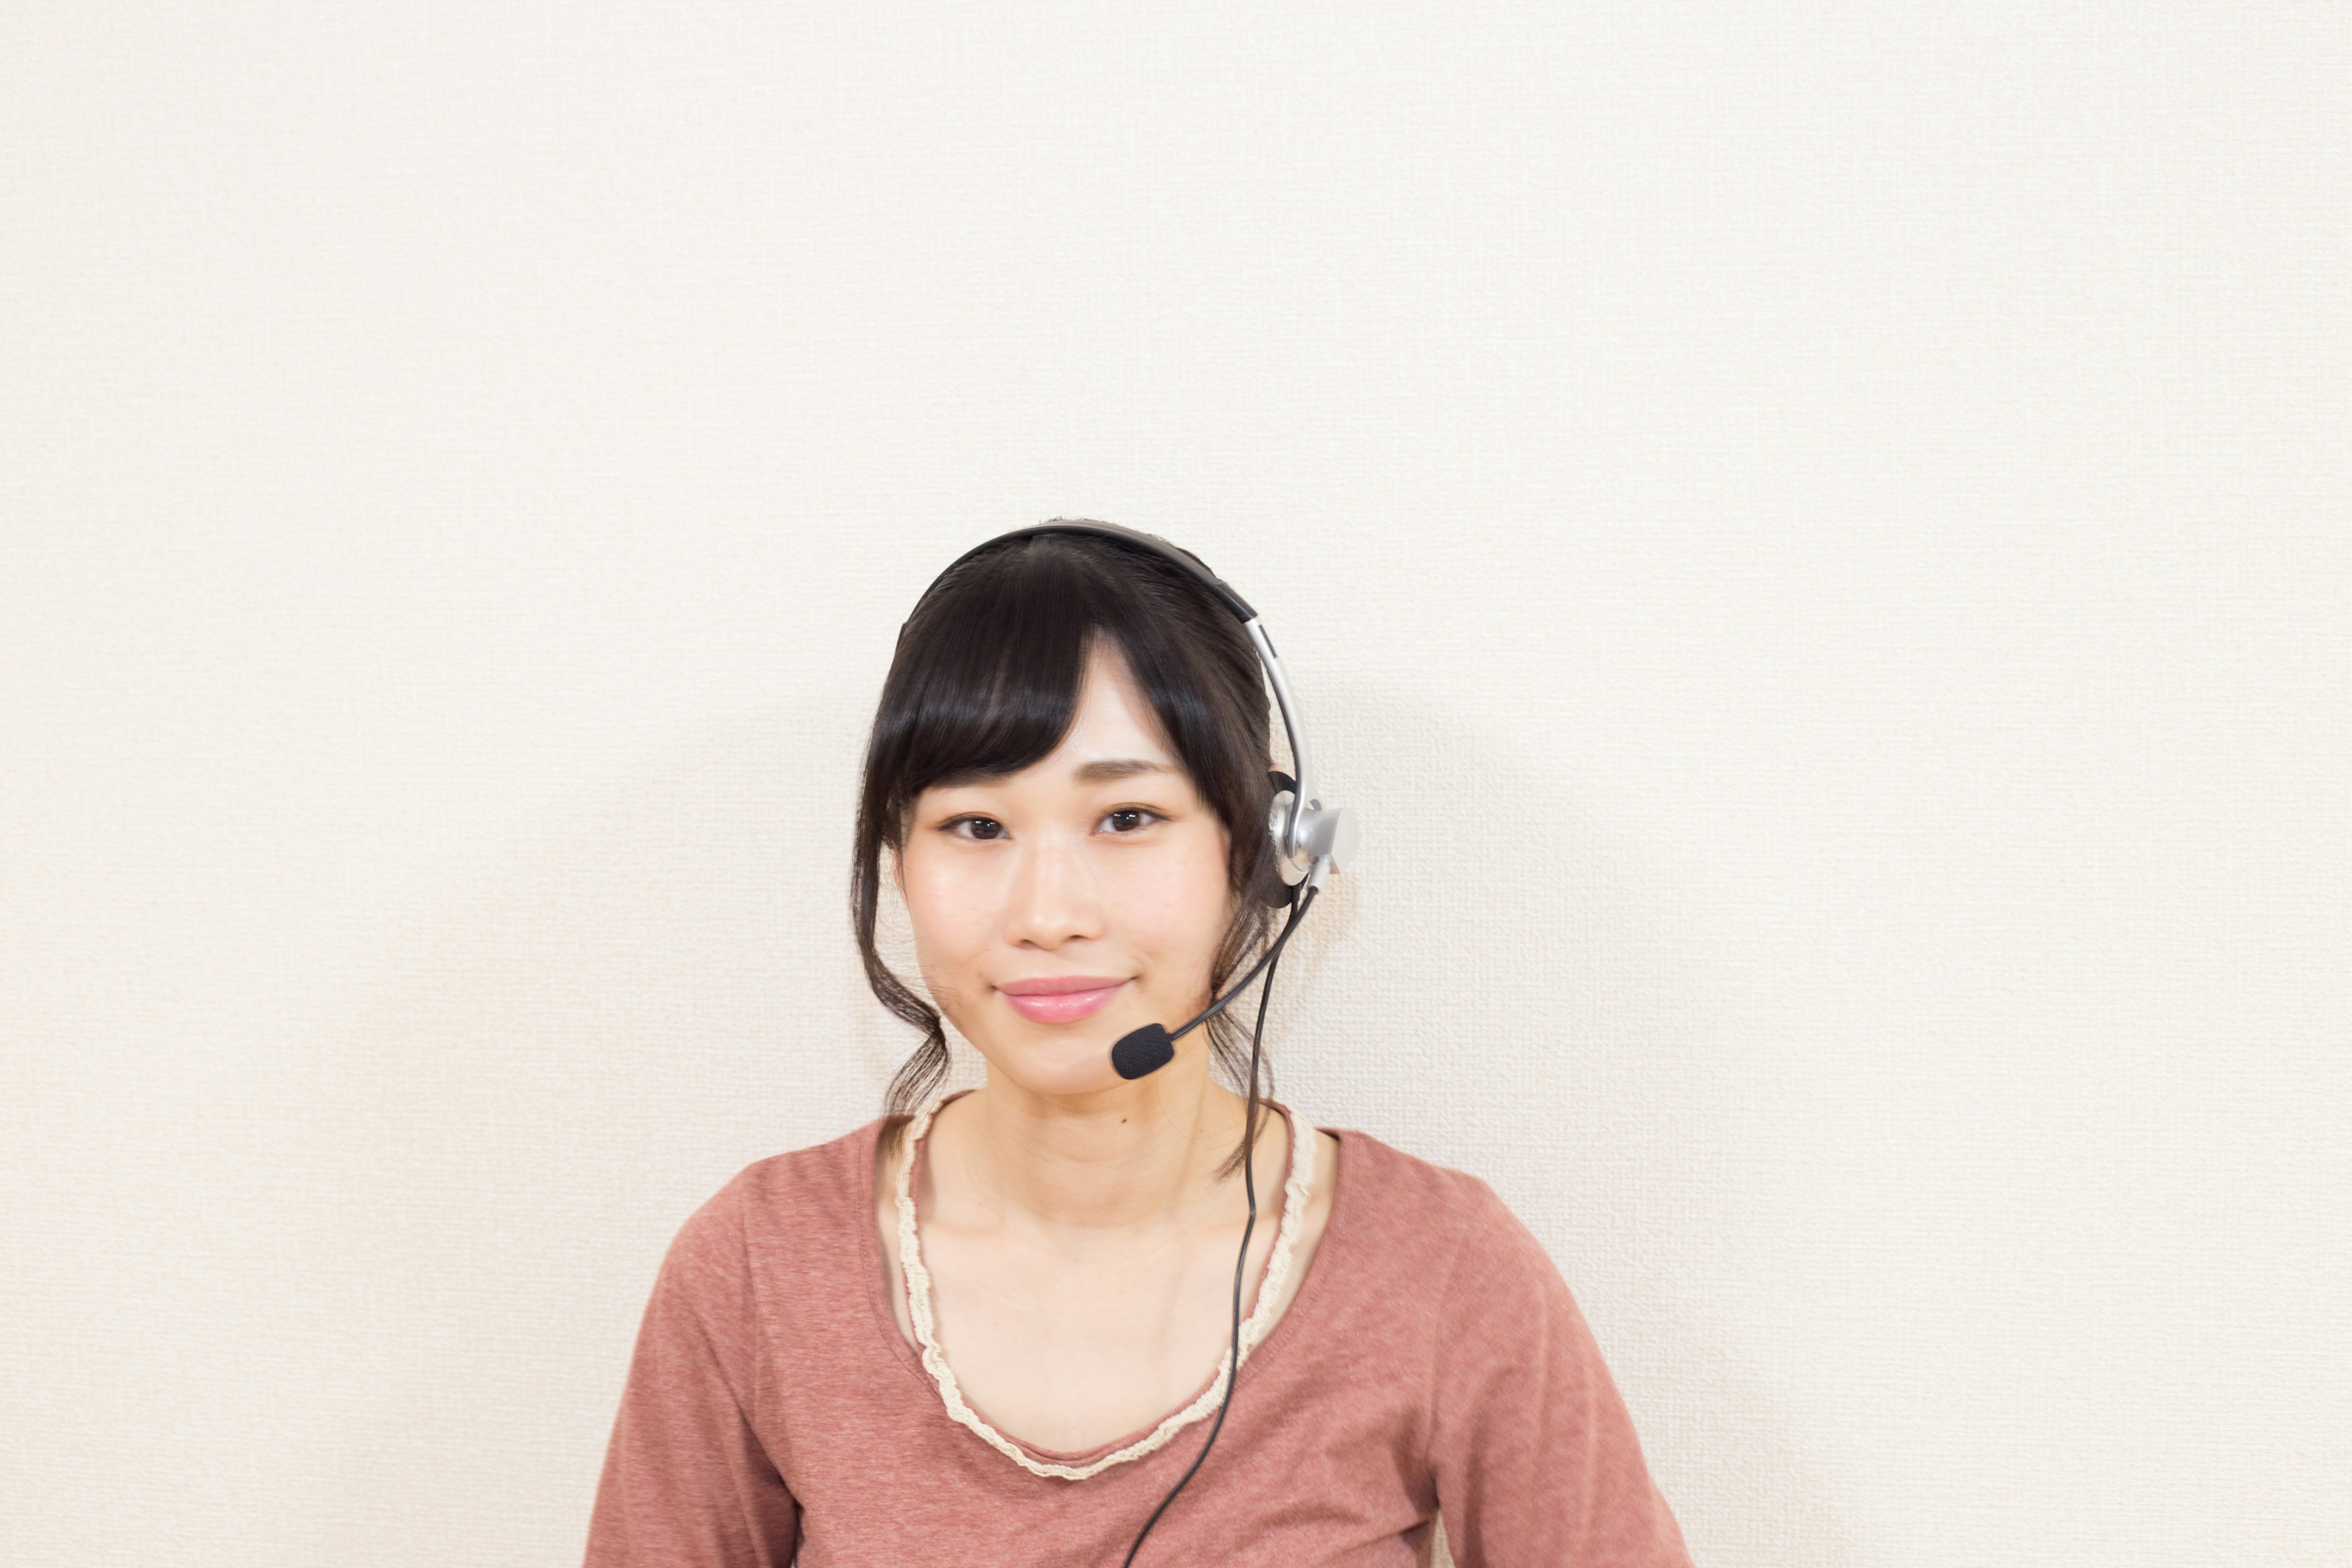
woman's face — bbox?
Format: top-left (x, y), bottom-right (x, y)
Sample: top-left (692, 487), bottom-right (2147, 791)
top-left (896, 638), bottom-right (1236, 1098)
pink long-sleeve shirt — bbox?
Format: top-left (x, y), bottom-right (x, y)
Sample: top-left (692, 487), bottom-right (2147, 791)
top-left (584, 1114), bottom-right (1695, 1567)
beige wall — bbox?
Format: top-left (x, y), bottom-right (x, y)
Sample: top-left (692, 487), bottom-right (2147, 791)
top-left (4, 5), bottom-right (2346, 1565)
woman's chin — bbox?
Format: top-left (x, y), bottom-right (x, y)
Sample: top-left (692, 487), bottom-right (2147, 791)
top-left (971, 1023), bottom-right (1148, 1099)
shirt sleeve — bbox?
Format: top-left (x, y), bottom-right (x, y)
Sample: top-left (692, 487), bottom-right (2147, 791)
top-left (1425, 1180), bottom-right (1694, 1568)
top-left (584, 1177), bottom-right (802, 1568)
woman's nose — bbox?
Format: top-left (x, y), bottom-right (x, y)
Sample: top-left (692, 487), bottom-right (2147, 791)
top-left (1002, 831), bottom-right (1106, 950)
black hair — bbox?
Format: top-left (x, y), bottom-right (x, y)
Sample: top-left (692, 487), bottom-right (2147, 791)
top-left (852, 524), bottom-right (1284, 1145)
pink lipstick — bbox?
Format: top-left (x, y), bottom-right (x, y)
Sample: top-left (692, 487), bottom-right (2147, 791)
top-left (998, 974), bottom-right (1129, 1025)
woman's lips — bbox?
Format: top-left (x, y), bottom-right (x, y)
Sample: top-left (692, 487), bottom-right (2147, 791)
top-left (998, 976), bottom-right (1129, 1025)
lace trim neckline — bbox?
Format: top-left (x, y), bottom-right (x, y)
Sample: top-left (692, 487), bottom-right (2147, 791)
top-left (891, 1092), bottom-right (1316, 1481)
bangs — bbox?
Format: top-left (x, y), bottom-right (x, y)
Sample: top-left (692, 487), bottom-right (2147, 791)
top-left (875, 545), bottom-right (1099, 823)
top-left (864, 531), bottom-right (1265, 848)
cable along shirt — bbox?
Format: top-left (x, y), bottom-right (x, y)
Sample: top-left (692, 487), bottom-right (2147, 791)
top-left (584, 1115), bottom-right (1695, 1568)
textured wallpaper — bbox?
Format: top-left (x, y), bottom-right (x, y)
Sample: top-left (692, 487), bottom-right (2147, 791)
top-left (4, 5), bottom-right (2346, 1566)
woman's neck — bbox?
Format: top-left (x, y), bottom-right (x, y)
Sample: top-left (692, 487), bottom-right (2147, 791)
top-left (929, 1065), bottom-right (1267, 1233)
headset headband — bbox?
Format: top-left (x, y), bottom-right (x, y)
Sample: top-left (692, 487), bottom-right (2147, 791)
top-left (915, 521), bottom-right (1257, 624)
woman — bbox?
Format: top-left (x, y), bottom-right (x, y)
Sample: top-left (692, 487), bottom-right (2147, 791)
top-left (584, 524), bottom-right (1694, 1566)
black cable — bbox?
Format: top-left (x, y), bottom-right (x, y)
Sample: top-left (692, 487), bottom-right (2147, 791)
top-left (1167, 880), bottom-right (1319, 1042)
top-left (1120, 883), bottom-right (1317, 1566)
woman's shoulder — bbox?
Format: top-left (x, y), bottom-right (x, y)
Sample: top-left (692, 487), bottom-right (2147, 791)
top-left (1322, 1124), bottom-right (1566, 1291)
top-left (1325, 1123), bottom-right (1522, 1224)
top-left (664, 1115), bottom-right (891, 1266)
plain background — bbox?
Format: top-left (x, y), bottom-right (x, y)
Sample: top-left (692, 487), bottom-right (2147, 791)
top-left (4, 4), bottom-right (2345, 1565)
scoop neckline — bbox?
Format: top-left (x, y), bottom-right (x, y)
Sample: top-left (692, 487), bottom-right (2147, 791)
top-left (858, 1096), bottom-right (1350, 1471)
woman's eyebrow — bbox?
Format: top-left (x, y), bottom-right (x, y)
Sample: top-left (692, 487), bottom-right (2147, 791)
top-left (1073, 758), bottom-right (1175, 783)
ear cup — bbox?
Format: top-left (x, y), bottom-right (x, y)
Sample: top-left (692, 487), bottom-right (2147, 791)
top-left (1258, 770), bottom-right (1301, 908)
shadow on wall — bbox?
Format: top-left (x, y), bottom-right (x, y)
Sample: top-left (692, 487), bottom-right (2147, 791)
top-left (277, 682), bottom-right (1856, 1567)
top-left (1267, 680), bottom-right (1864, 1568)
top-left (277, 690), bottom-right (886, 1564)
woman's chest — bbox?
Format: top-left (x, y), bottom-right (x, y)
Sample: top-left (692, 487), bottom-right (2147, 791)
top-left (884, 1213), bottom-right (1280, 1453)
top-left (769, 1351), bottom-right (1441, 1568)
top-left (872, 1128), bottom-right (1341, 1457)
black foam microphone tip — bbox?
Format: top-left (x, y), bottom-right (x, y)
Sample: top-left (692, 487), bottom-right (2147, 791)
top-left (1110, 1023), bottom-right (1176, 1080)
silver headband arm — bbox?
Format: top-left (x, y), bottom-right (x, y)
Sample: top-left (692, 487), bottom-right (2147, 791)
top-left (1245, 616), bottom-right (1312, 856)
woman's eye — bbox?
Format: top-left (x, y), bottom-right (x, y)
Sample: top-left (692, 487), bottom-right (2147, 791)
top-left (951, 816), bottom-right (1008, 841)
top-left (1101, 807), bottom-right (1162, 834)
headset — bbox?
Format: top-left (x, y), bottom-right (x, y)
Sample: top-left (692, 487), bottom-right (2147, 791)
top-left (905, 521), bottom-right (1357, 1561)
